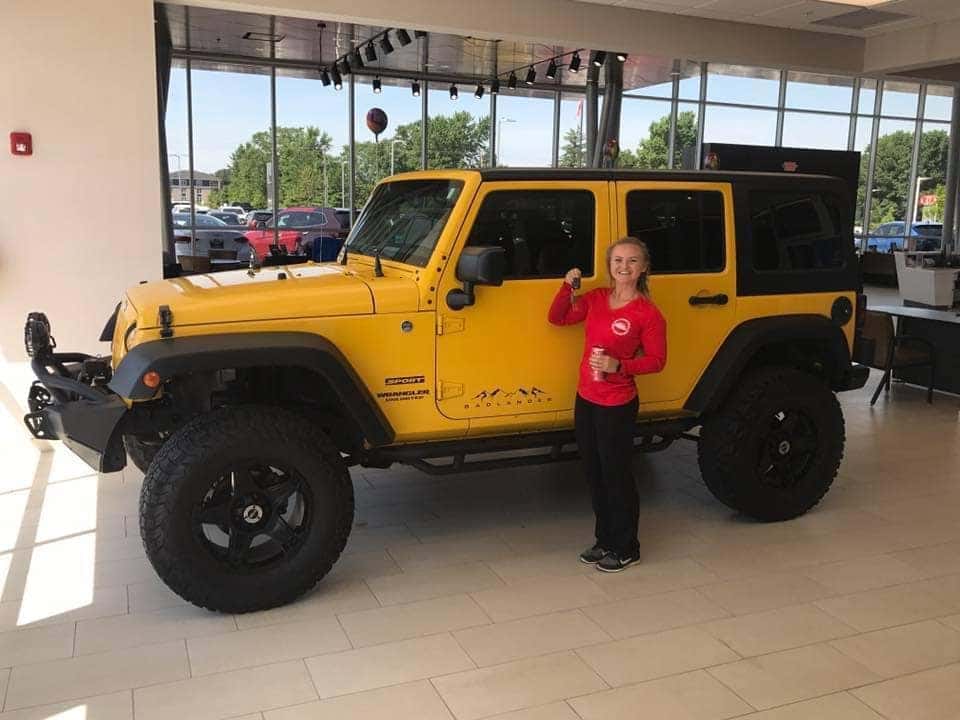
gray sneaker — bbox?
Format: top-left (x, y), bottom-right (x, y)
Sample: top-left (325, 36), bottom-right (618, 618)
top-left (579, 545), bottom-right (609, 564)
top-left (597, 552), bottom-right (641, 573)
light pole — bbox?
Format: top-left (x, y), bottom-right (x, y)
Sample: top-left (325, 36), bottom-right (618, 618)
top-left (167, 153), bottom-right (187, 172)
top-left (496, 118), bottom-right (515, 167)
top-left (391, 139), bottom-right (406, 176)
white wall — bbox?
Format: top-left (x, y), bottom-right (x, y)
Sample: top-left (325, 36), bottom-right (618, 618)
top-left (0, 0), bottom-right (161, 420)
top-left (864, 16), bottom-right (960, 76)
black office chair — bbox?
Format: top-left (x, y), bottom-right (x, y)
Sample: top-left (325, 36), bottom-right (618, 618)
top-left (861, 310), bottom-right (937, 405)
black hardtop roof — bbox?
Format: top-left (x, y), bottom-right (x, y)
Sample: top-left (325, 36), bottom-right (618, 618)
top-left (476, 167), bottom-right (844, 185)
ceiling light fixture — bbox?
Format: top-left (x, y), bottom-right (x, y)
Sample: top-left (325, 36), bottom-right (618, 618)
top-left (593, 50), bottom-right (606, 67)
top-left (508, 72), bottom-right (518, 90)
top-left (339, 58), bottom-right (351, 75)
top-left (320, 68), bottom-right (331, 86)
top-left (331, 67), bottom-right (343, 90)
top-left (373, 76), bottom-right (382, 94)
top-left (412, 80), bottom-right (421, 96)
top-left (414, 30), bottom-right (427, 38)
top-left (490, 78), bottom-right (500, 94)
top-left (450, 83), bottom-right (458, 100)
top-left (525, 67), bottom-right (536, 85)
top-left (569, 52), bottom-right (581, 73)
top-left (475, 83), bottom-right (484, 99)
top-left (616, 52), bottom-right (628, 62)
top-left (365, 44), bottom-right (377, 63)
top-left (546, 60), bottom-right (557, 80)
top-left (380, 34), bottom-right (395, 55)
top-left (396, 29), bottom-right (412, 46)
top-left (353, 49), bottom-right (364, 69)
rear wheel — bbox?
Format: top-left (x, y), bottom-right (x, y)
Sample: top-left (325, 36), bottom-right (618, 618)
top-left (698, 367), bottom-right (844, 521)
top-left (139, 405), bottom-right (353, 613)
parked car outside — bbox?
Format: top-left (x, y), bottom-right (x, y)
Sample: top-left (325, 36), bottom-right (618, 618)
top-left (172, 212), bottom-right (252, 266)
top-left (209, 212), bottom-right (245, 226)
top-left (219, 205), bottom-right (246, 217)
top-left (244, 206), bottom-right (348, 261)
top-left (171, 203), bottom-right (209, 214)
top-left (864, 221), bottom-right (942, 252)
top-left (245, 210), bottom-right (273, 229)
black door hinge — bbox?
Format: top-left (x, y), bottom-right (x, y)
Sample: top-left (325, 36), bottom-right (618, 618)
top-left (158, 305), bottom-right (174, 338)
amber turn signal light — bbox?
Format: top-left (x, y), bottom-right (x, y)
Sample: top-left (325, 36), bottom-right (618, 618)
top-left (142, 371), bottom-right (161, 389)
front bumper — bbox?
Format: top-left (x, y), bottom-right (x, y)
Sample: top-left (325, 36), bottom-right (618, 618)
top-left (836, 362), bottom-right (870, 392)
top-left (23, 351), bottom-right (128, 473)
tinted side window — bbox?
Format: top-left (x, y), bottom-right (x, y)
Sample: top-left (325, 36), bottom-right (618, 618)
top-left (625, 191), bottom-right (725, 274)
top-left (466, 190), bottom-right (595, 279)
top-left (751, 191), bottom-right (846, 271)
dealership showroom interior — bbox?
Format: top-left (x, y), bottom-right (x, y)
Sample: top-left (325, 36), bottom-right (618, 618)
top-left (7, 0), bottom-right (960, 718)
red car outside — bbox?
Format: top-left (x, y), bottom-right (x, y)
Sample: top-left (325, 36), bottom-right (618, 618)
top-left (244, 206), bottom-right (348, 260)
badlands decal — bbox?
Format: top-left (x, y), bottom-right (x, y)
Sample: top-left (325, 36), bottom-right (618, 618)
top-left (611, 318), bottom-right (631, 336)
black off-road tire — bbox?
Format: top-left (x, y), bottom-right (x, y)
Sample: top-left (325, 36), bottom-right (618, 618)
top-left (124, 434), bottom-right (164, 474)
top-left (697, 366), bottom-right (844, 522)
top-left (139, 405), bottom-right (354, 613)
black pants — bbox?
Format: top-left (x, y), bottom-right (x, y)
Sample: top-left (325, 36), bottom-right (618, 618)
top-left (574, 394), bottom-right (640, 557)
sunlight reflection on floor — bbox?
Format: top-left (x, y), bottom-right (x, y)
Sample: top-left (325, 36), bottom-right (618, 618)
top-left (17, 532), bottom-right (97, 627)
top-left (36, 475), bottom-right (99, 543)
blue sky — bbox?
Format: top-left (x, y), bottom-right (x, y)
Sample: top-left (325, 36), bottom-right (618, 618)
top-left (166, 65), bottom-right (952, 175)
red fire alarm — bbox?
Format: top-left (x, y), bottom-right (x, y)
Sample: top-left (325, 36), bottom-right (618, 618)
top-left (10, 132), bottom-right (32, 156)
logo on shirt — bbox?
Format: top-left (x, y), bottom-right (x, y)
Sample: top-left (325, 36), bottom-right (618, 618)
top-left (611, 318), bottom-right (631, 336)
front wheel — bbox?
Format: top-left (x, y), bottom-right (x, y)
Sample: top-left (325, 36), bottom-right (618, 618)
top-left (139, 405), bottom-right (354, 613)
top-left (698, 367), bottom-right (844, 522)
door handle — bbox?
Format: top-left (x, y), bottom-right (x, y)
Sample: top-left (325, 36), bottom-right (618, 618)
top-left (689, 293), bottom-right (729, 306)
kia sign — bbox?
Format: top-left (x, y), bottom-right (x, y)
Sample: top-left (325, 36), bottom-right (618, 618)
top-left (919, 194), bottom-right (937, 207)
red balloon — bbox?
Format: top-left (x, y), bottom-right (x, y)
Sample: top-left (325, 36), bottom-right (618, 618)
top-left (366, 108), bottom-right (388, 138)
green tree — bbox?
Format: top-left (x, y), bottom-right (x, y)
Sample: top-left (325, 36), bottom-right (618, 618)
top-left (559, 110), bottom-right (698, 169)
top-left (559, 127), bottom-right (585, 168)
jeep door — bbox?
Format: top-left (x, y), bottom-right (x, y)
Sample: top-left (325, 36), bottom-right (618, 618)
top-left (435, 181), bottom-right (610, 429)
top-left (614, 181), bottom-right (737, 408)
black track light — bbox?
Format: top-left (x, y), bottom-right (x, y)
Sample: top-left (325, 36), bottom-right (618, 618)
top-left (353, 49), bottom-right (364, 69)
top-left (569, 52), bottom-right (581, 73)
top-left (475, 83), bottom-right (484, 99)
top-left (339, 58), bottom-right (351, 75)
top-left (320, 68), bottom-right (331, 86)
top-left (396, 29), bottom-right (412, 46)
top-left (380, 34), bottom-right (395, 55)
top-left (412, 80), bottom-right (421, 96)
top-left (546, 59), bottom-right (557, 80)
top-left (508, 72), bottom-right (518, 90)
top-left (525, 66), bottom-right (536, 85)
top-left (616, 52), bottom-right (628, 62)
top-left (592, 50), bottom-right (606, 67)
top-left (365, 44), bottom-right (377, 63)
top-left (490, 78), bottom-right (500, 94)
top-left (373, 76), bottom-right (382, 94)
top-left (331, 67), bottom-right (342, 90)
top-left (449, 83), bottom-right (458, 100)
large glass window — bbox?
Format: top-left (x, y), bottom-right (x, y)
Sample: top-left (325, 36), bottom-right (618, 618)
top-left (619, 97), bottom-right (672, 169)
top-left (782, 112), bottom-right (850, 150)
top-left (495, 91), bottom-right (555, 167)
top-left (165, 61), bottom-right (190, 211)
top-left (916, 122), bottom-right (950, 235)
top-left (858, 79), bottom-right (878, 114)
top-left (427, 85), bottom-right (490, 169)
top-left (881, 80), bottom-right (920, 119)
top-left (750, 191), bottom-right (846, 271)
top-left (466, 190), bottom-right (595, 279)
top-left (703, 106), bottom-right (777, 145)
top-left (676, 103), bottom-right (699, 169)
top-left (706, 64), bottom-right (780, 106)
top-left (625, 190), bottom-right (724, 274)
top-left (853, 116), bottom-right (874, 236)
top-left (558, 93), bottom-right (587, 168)
top-left (785, 72), bottom-right (853, 113)
top-left (677, 61), bottom-right (702, 101)
top-left (925, 85), bottom-right (954, 122)
top-left (355, 76), bottom-right (424, 207)
top-left (869, 119), bottom-right (915, 232)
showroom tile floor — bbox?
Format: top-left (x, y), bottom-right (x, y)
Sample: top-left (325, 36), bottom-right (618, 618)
top-left (1, 372), bottom-right (960, 719)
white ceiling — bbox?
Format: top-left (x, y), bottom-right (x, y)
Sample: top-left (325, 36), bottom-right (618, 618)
top-left (574, 0), bottom-right (960, 37)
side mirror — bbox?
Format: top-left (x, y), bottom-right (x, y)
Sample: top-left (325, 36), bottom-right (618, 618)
top-left (446, 246), bottom-right (505, 310)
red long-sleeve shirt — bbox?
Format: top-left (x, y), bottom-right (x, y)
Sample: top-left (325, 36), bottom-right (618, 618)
top-left (548, 283), bottom-right (667, 406)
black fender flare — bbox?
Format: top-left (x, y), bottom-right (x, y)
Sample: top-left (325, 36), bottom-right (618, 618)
top-left (109, 332), bottom-right (395, 446)
top-left (684, 315), bottom-right (852, 415)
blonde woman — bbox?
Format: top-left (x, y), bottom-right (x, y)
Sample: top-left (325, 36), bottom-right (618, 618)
top-left (548, 237), bottom-right (667, 572)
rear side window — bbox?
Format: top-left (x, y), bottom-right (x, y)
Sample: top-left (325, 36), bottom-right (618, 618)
top-left (625, 190), bottom-right (725, 274)
top-left (750, 191), bottom-right (846, 271)
top-left (466, 190), bottom-right (595, 280)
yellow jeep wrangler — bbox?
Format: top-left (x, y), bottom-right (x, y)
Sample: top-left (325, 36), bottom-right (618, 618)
top-left (23, 168), bottom-right (869, 612)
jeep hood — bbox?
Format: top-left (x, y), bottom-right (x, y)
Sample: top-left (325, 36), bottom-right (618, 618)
top-left (125, 263), bottom-right (415, 329)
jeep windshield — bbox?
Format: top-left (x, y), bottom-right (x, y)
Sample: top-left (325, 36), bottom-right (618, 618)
top-left (345, 180), bottom-right (463, 267)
